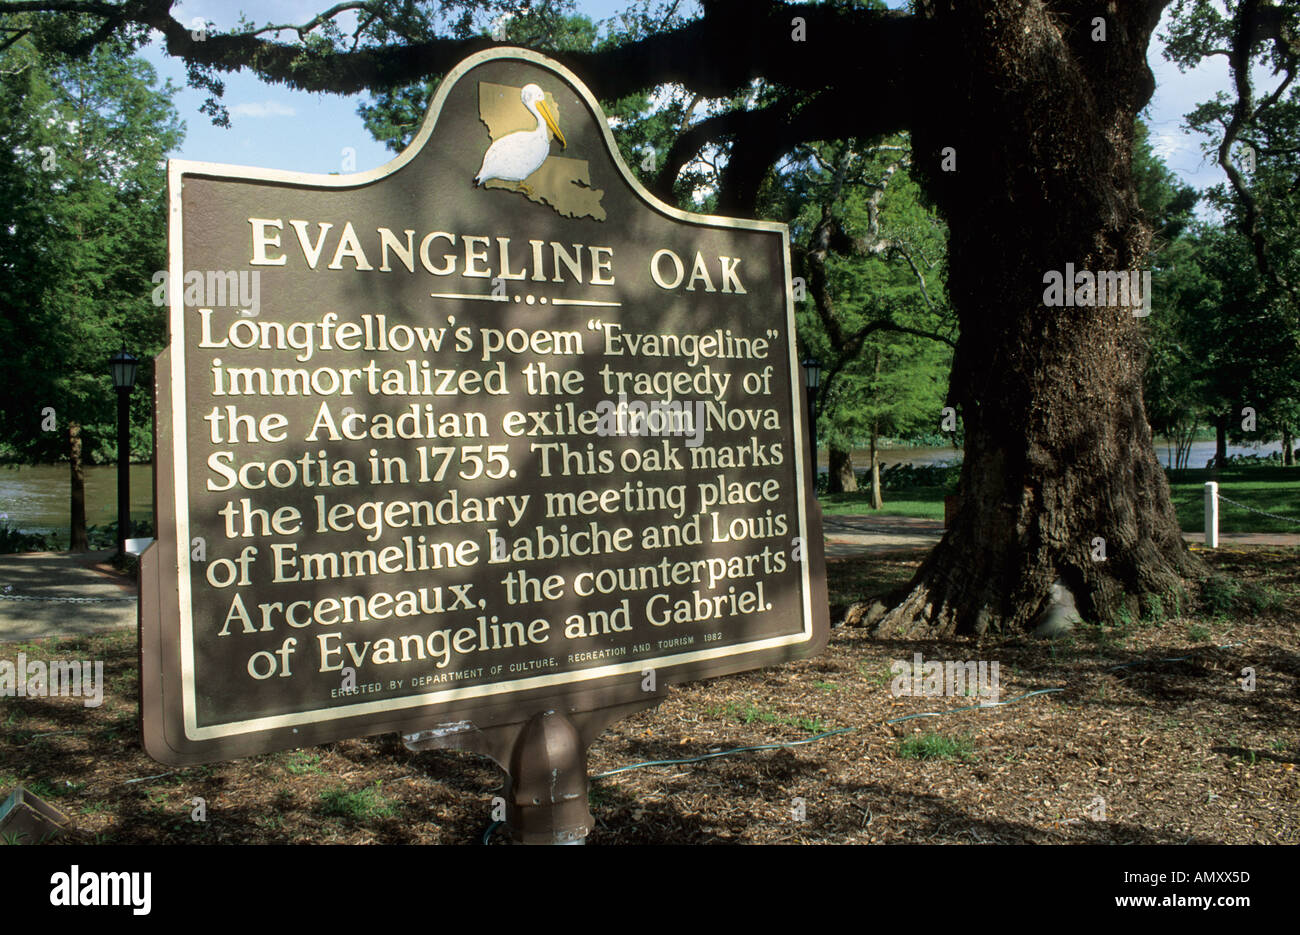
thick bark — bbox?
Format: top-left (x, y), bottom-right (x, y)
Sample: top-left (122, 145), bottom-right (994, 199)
top-left (829, 446), bottom-right (858, 494)
top-left (1215, 416), bottom-right (1228, 469)
top-left (68, 421), bottom-right (87, 552)
top-left (863, 0), bottom-right (1199, 638)
top-left (1283, 427), bottom-right (1294, 466)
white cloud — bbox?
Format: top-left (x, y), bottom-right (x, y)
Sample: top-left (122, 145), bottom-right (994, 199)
top-left (1146, 4), bottom-right (1284, 196)
top-left (229, 101), bottom-right (296, 119)
top-left (168, 0), bottom-right (326, 32)
top-left (1149, 129), bottom-right (1194, 163)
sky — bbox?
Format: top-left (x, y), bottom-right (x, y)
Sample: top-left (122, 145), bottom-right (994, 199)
top-left (141, 0), bottom-right (1260, 197)
top-left (141, 0), bottom-right (636, 175)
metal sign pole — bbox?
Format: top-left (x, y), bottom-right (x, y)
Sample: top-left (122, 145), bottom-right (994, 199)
top-left (403, 696), bottom-right (662, 844)
top-left (505, 710), bottom-right (589, 844)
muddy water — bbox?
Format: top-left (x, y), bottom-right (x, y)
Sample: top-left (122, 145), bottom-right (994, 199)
top-left (0, 463), bottom-right (154, 535)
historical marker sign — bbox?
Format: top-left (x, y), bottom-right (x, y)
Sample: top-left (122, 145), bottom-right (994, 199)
top-left (140, 48), bottom-right (828, 766)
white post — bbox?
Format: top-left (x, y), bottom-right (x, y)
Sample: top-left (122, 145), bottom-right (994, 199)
top-left (1204, 481), bottom-right (1218, 549)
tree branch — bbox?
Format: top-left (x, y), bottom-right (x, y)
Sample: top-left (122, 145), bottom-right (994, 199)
top-left (2, 0), bottom-right (919, 140)
top-left (243, 3), bottom-right (378, 41)
top-left (0, 27), bottom-right (31, 54)
top-left (1219, 0), bottom-right (1298, 297)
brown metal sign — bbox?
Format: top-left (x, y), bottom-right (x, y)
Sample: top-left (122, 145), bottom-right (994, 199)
top-left (140, 48), bottom-right (828, 766)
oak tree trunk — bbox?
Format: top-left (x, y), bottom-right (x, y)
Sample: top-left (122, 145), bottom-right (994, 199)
top-left (1215, 416), bottom-right (1228, 469)
top-left (68, 421), bottom-right (88, 552)
top-left (829, 445), bottom-right (858, 493)
top-left (1283, 427), bottom-right (1294, 467)
top-left (863, 1), bottom-right (1200, 638)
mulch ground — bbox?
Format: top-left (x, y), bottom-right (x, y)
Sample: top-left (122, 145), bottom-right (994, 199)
top-left (1, 547), bottom-right (1297, 845)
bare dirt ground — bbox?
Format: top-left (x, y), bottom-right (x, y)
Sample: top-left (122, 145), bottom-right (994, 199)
top-left (1, 547), bottom-right (1296, 845)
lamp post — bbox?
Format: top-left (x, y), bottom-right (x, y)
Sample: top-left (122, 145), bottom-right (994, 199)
top-left (109, 347), bottom-right (138, 557)
top-left (801, 356), bottom-right (823, 483)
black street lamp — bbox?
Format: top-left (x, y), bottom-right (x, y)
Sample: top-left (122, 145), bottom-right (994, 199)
top-left (801, 356), bottom-right (823, 480)
top-left (109, 347), bottom-right (138, 557)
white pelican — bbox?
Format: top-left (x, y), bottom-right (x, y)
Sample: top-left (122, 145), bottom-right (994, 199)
top-left (474, 83), bottom-right (566, 196)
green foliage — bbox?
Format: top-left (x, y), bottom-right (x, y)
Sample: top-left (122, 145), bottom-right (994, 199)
top-left (318, 782), bottom-right (394, 820)
top-left (1198, 573), bottom-right (1287, 620)
top-left (1145, 218), bottom-right (1300, 465)
top-left (896, 732), bottom-right (974, 761)
top-left (1200, 576), bottom-right (1239, 618)
top-left (283, 752), bottom-right (324, 776)
top-left (1158, 4), bottom-right (1300, 453)
top-left (25, 778), bottom-right (83, 798)
top-left (0, 36), bottom-right (182, 467)
top-left (1141, 589), bottom-right (1178, 626)
top-left (779, 137), bottom-right (955, 470)
top-left (859, 662), bottom-right (894, 688)
top-left (586, 783), bottom-right (612, 810)
top-left (1138, 119), bottom-right (1211, 467)
top-left (0, 520), bottom-right (52, 554)
top-left (877, 462), bottom-right (961, 490)
top-left (1213, 452), bottom-right (1289, 468)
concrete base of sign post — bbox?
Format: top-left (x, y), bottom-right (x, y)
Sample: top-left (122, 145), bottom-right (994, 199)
top-left (403, 697), bottom-right (662, 844)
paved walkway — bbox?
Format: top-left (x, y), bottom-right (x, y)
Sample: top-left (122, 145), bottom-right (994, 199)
top-left (822, 515), bottom-right (946, 558)
top-left (0, 549), bottom-right (137, 641)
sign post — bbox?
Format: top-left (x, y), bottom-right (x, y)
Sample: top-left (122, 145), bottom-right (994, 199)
top-left (140, 48), bottom-right (828, 843)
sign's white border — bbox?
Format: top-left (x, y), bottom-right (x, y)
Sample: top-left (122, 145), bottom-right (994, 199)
top-left (167, 48), bottom-right (815, 741)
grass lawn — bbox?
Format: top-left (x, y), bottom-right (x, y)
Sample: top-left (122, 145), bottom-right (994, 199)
top-left (818, 488), bottom-right (947, 520)
top-left (1167, 466), bottom-right (1300, 534)
top-left (819, 465), bottom-right (1300, 533)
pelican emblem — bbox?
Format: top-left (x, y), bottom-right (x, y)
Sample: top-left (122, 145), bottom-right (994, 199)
top-left (474, 83), bottom-right (566, 198)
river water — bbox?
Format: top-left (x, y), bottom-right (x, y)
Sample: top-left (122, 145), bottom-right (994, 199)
top-left (0, 464), bottom-right (155, 536)
top-left (818, 439), bottom-right (1283, 473)
top-left (0, 438), bottom-right (1285, 534)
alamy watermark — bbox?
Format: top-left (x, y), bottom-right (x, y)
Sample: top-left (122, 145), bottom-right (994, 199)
top-left (152, 269), bottom-right (261, 316)
top-left (890, 652), bottom-right (1000, 703)
top-left (1042, 264), bottom-right (1152, 317)
top-left (1, 653), bottom-right (104, 707)
top-left (593, 393), bottom-right (706, 448)
top-left (50, 865), bottom-right (150, 915)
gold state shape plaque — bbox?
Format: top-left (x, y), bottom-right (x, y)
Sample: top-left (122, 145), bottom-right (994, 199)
top-left (476, 81), bottom-right (606, 221)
